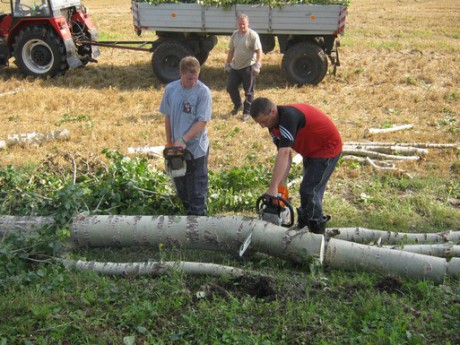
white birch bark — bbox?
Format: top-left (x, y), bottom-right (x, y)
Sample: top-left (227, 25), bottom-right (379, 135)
top-left (344, 141), bottom-right (458, 149)
top-left (0, 215), bottom-right (54, 240)
top-left (2, 215), bottom-right (459, 282)
top-left (326, 227), bottom-right (460, 245)
top-left (127, 145), bottom-right (165, 158)
top-left (0, 129), bottom-right (70, 150)
top-left (341, 148), bottom-right (420, 161)
top-left (325, 238), bottom-right (459, 284)
top-left (384, 243), bottom-right (460, 258)
top-left (69, 215), bottom-right (325, 264)
top-left (365, 124), bottom-right (414, 136)
top-left (343, 145), bottom-right (428, 156)
top-left (0, 88), bottom-right (25, 97)
top-left (342, 155), bottom-right (407, 174)
top-left (57, 258), bottom-right (259, 278)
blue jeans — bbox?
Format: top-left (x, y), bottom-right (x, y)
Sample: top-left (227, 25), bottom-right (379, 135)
top-left (226, 66), bottom-right (255, 114)
top-left (299, 153), bottom-right (341, 221)
top-left (173, 150), bottom-right (209, 216)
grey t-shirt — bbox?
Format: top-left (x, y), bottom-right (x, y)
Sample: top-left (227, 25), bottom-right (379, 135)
top-left (229, 28), bottom-right (262, 70)
top-left (159, 80), bottom-right (212, 159)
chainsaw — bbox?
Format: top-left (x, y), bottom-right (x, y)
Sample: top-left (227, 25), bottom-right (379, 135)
top-left (163, 146), bottom-right (193, 178)
top-left (239, 194), bottom-right (294, 257)
top-left (256, 194), bottom-right (294, 227)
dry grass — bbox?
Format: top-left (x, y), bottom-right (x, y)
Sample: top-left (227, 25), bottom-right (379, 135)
top-left (0, 0), bottom-right (459, 179)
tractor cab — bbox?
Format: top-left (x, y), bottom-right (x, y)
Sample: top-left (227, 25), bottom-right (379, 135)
top-left (12, 0), bottom-right (51, 17)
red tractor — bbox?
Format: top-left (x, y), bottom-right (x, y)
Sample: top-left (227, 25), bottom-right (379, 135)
top-left (0, 0), bottom-right (99, 77)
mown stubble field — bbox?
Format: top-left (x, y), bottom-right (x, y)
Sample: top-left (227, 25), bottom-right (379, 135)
top-left (0, 0), bottom-right (459, 226)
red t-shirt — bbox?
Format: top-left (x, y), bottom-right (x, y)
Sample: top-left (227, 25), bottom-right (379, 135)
top-left (269, 104), bottom-right (342, 158)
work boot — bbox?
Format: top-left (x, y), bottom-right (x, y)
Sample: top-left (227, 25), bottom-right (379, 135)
top-left (307, 215), bottom-right (331, 234)
top-left (296, 208), bottom-right (309, 230)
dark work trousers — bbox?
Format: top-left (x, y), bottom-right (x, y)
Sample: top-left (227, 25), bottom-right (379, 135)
top-left (299, 153), bottom-right (341, 221)
top-left (226, 66), bottom-right (255, 114)
top-left (173, 150), bottom-right (209, 216)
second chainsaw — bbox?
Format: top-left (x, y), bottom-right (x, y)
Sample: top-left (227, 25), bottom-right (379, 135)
top-left (163, 146), bottom-right (193, 178)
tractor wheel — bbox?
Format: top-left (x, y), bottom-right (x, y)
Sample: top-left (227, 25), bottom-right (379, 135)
top-left (13, 26), bottom-right (68, 77)
top-left (281, 42), bottom-right (328, 85)
top-left (152, 40), bottom-right (193, 83)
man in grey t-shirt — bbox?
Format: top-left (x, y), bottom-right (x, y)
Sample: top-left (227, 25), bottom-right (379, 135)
top-left (225, 13), bottom-right (263, 121)
top-left (160, 56), bottom-right (212, 215)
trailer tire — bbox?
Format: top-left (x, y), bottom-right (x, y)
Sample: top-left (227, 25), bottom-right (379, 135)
top-left (259, 34), bottom-right (275, 54)
top-left (13, 26), bottom-right (68, 77)
top-left (195, 50), bottom-right (209, 65)
top-left (282, 42), bottom-right (328, 85)
top-left (152, 41), bottom-right (193, 83)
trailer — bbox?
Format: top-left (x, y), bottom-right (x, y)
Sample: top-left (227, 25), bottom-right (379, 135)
top-left (130, 1), bottom-right (348, 85)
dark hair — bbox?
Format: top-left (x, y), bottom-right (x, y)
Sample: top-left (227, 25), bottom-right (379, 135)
top-left (180, 56), bottom-right (200, 75)
top-left (250, 97), bottom-right (275, 118)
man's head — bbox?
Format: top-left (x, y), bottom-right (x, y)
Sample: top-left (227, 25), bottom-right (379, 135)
top-left (250, 97), bottom-right (278, 129)
top-left (180, 56), bottom-right (200, 89)
top-left (236, 13), bottom-right (249, 34)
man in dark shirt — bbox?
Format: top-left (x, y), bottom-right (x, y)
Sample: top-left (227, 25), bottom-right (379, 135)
top-left (249, 97), bottom-right (342, 234)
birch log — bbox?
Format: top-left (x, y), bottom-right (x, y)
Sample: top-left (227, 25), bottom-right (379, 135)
top-left (69, 215), bottom-right (325, 264)
top-left (326, 227), bottom-right (460, 245)
top-left (342, 155), bottom-right (407, 174)
top-left (384, 243), bottom-right (460, 258)
top-left (0, 215), bottom-right (54, 240)
top-left (345, 141), bottom-right (459, 149)
top-left (0, 129), bottom-right (70, 150)
top-left (365, 124), bottom-right (414, 136)
top-left (325, 238), bottom-right (459, 284)
top-left (341, 148), bottom-right (420, 161)
top-left (0, 88), bottom-right (25, 97)
top-left (57, 258), bottom-right (260, 278)
top-left (343, 145), bottom-right (428, 156)
top-left (2, 215), bottom-right (460, 282)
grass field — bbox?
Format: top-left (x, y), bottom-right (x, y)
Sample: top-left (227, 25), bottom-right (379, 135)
top-left (0, 0), bottom-right (459, 343)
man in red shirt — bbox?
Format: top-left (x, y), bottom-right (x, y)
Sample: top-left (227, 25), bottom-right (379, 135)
top-left (249, 97), bottom-right (342, 234)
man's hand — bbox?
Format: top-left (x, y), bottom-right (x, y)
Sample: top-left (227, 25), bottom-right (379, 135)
top-left (224, 63), bottom-right (232, 73)
top-left (276, 185), bottom-right (289, 207)
top-left (252, 62), bottom-right (261, 76)
top-left (173, 137), bottom-right (187, 149)
top-left (266, 186), bottom-right (278, 198)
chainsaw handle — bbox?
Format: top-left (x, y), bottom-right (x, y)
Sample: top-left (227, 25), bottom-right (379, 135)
top-left (163, 146), bottom-right (184, 157)
top-left (163, 146), bottom-right (194, 160)
top-left (256, 194), bottom-right (294, 227)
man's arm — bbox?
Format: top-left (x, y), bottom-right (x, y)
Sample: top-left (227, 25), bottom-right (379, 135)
top-left (174, 121), bottom-right (207, 148)
top-left (255, 48), bottom-right (262, 65)
top-left (267, 147), bottom-right (292, 196)
top-left (226, 47), bottom-right (234, 64)
top-left (164, 115), bottom-right (172, 145)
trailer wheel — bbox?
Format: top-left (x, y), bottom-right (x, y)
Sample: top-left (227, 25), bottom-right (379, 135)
top-left (195, 50), bottom-right (209, 65)
top-left (282, 42), bottom-right (328, 85)
top-left (259, 34), bottom-right (275, 54)
top-left (152, 41), bottom-right (193, 83)
top-left (13, 26), bottom-right (68, 77)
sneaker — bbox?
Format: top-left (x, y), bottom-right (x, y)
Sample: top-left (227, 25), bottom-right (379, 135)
top-left (231, 105), bottom-right (242, 115)
top-left (242, 113), bottom-right (251, 121)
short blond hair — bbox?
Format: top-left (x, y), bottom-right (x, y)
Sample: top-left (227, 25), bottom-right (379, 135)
top-left (180, 56), bottom-right (200, 75)
top-left (237, 13), bottom-right (249, 22)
